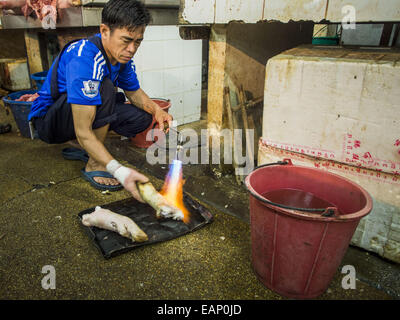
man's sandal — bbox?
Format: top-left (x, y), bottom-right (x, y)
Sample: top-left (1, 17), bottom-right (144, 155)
top-left (81, 168), bottom-right (123, 191)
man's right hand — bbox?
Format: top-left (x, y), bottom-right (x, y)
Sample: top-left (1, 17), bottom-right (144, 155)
top-left (106, 160), bottom-right (149, 203)
top-left (123, 168), bottom-right (149, 203)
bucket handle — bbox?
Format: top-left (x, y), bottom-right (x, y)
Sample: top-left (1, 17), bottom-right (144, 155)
top-left (246, 159), bottom-right (339, 217)
top-left (253, 158), bottom-right (293, 169)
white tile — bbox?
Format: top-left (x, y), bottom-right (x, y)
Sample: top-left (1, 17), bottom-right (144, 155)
top-left (194, 103), bottom-right (201, 115)
top-left (144, 26), bottom-right (164, 41)
top-left (132, 52), bottom-right (143, 72)
top-left (136, 71), bottom-right (143, 86)
top-left (174, 118), bottom-right (185, 126)
top-left (183, 40), bottom-right (202, 67)
top-left (141, 70), bottom-right (164, 97)
top-left (163, 26), bottom-right (181, 40)
top-left (138, 41), bottom-right (164, 71)
top-left (183, 89), bottom-right (201, 118)
top-left (167, 93), bottom-right (184, 121)
top-left (164, 40), bottom-right (184, 69)
top-left (163, 68), bottom-right (184, 95)
top-left (182, 65), bottom-right (202, 92)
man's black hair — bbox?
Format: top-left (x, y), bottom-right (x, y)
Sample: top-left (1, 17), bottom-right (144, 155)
top-left (102, 0), bottom-right (151, 32)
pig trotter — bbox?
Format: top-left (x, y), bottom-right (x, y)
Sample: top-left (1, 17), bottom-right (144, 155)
top-left (137, 182), bottom-right (184, 221)
top-left (82, 206), bottom-right (148, 242)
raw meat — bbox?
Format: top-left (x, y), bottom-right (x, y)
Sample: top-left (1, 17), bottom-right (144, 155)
top-left (137, 181), bottom-right (184, 221)
top-left (1, 0), bottom-right (81, 21)
top-left (0, 0), bottom-right (26, 9)
top-left (15, 93), bottom-right (39, 102)
top-left (0, 0), bottom-right (26, 14)
top-left (24, 0), bottom-right (57, 22)
top-left (82, 206), bottom-right (148, 243)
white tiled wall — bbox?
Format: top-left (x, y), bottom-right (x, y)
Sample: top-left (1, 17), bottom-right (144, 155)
top-left (133, 26), bottom-right (203, 126)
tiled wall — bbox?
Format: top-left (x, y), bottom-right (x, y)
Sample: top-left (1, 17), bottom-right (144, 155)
top-left (133, 26), bottom-right (202, 125)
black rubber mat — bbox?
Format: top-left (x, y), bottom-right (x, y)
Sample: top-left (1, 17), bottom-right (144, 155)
top-left (78, 193), bottom-right (214, 259)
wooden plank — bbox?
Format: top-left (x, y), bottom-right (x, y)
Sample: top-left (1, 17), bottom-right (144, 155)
top-left (24, 30), bottom-right (45, 76)
top-left (0, 30), bottom-right (26, 59)
top-left (207, 25), bottom-right (227, 133)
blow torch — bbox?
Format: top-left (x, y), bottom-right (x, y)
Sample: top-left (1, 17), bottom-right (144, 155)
top-left (162, 122), bottom-right (184, 161)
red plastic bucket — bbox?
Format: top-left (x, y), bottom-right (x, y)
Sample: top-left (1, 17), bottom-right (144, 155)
top-left (244, 159), bottom-right (372, 299)
top-left (130, 98), bottom-right (171, 148)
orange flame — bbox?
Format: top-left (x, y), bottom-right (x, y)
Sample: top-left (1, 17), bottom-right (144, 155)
top-left (160, 160), bottom-right (190, 224)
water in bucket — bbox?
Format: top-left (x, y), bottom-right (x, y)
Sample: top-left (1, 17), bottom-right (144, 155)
top-left (262, 188), bottom-right (342, 215)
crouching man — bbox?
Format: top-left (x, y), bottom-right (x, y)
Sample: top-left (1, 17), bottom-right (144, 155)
top-left (28, 0), bottom-right (172, 201)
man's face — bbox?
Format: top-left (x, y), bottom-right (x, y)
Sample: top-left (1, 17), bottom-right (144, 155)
top-left (100, 24), bottom-right (145, 64)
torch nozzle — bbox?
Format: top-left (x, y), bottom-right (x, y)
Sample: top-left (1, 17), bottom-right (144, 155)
top-left (163, 122), bottom-right (185, 160)
top-left (175, 144), bottom-right (184, 161)
top-left (178, 133), bottom-right (184, 146)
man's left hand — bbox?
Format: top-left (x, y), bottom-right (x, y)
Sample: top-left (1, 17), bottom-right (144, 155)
top-left (154, 108), bottom-right (173, 133)
top-left (123, 88), bottom-right (174, 132)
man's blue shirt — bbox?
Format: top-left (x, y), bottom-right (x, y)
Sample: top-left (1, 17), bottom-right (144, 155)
top-left (28, 34), bottom-right (140, 121)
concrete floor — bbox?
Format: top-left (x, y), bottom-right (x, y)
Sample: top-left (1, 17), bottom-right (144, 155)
top-left (0, 109), bottom-right (398, 300)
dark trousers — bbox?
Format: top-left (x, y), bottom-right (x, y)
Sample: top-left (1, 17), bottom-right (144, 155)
top-left (34, 78), bottom-right (153, 144)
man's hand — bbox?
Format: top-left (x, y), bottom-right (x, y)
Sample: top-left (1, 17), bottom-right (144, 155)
top-left (154, 108), bottom-right (173, 133)
top-left (124, 88), bottom-right (173, 132)
top-left (106, 160), bottom-right (150, 202)
top-left (122, 168), bottom-right (149, 203)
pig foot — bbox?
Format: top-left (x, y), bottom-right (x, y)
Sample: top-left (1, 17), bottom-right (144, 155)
top-left (82, 206), bottom-right (148, 242)
top-left (157, 204), bottom-right (184, 221)
top-left (137, 182), bottom-right (184, 221)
